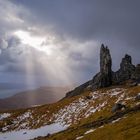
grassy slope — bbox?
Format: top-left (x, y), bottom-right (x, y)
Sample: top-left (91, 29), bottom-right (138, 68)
top-left (82, 111), bottom-right (140, 140)
top-left (45, 111), bottom-right (140, 140)
top-left (34, 86), bottom-right (140, 140)
top-left (0, 85), bottom-right (140, 140)
top-left (37, 106), bottom-right (140, 140)
top-left (0, 94), bottom-right (81, 130)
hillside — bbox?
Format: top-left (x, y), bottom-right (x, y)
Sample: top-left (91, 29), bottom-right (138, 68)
top-left (0, 87), bottom-right (72, 111)
top-left (0, 85), bottom-right (140, 140)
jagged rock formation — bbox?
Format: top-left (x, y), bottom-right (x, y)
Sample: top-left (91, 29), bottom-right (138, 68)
top-left (65, 44), bottom-right (140, 98)
top-left (113, 54), bottom-right (136, 84)
top-left (92, 44), bottom-right (112, 89)
top-left (132, 64), bottom-right (140, 82)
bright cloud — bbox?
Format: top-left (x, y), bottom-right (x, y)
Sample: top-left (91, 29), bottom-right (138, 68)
top-left (14, 30), bottom-right (45, 47)
top-left (0, 0), bottom-right (100, 88)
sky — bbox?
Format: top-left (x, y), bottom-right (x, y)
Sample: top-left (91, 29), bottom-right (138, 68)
top-left (0, 0), bottom-right (140, 95)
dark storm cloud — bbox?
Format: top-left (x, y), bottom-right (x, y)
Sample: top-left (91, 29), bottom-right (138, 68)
top-left (11, 0), bottom-right (140, 71)
top-left (12, 0), bottom-right (140, 47)
top-left (0, 0), bottom-right (140, 88)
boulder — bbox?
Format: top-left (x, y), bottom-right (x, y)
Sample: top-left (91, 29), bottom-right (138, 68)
top-left (112, 103), bottom-right (126, 113)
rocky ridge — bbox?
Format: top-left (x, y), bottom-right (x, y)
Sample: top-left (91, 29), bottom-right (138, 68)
top-left (66, 44), bottom-right (140, 98)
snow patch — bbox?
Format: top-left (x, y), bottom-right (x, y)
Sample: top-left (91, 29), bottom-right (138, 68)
top-left (0, 122), bottom-right (68, 140)
top-left (76, 136), bottom-right (84, 139)
top-left (125, 97), bottom-right (134, 101)
top-left (0, 113), bottom-right (11, 120)
top-left (115, 93), bottom-right (125, 103)
top-left (17, 112), bottom-right (32, 120)
top-left (110, 91), bottom-right (121, 96)
top-left (53, 97), bottom-right (89, 125)
top-left (99, 125), bottom-right (104, 128)
top-left (85, 101), bottom-right (107, 118)
top-left (112, 118), bottom-right (121, 123)
top-left (84, 129), bottom-right (95, 134)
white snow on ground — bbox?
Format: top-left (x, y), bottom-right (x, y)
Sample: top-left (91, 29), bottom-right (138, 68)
top-left (5, 111), bottom-right (33, 131)
top-left (17, 112), bottom-right (32, 120)
top-left (110, 90), bottom-right (122, 96)
top-left (53, 97), bottom-right (89, 125)
top-left (0, 113), bottom-right (11, 120)
top-left (51, 88), bottom-right (125, 125)
top-left (125, 97), bottom-right (134, 101)
top-left (53, 96), bottom-right (107, 125)
top-left (85, 101), bottom-right (107, 118)
top-left (84, 129), bottom-right (95, 134)
top-left (0, 122), bottom-right (68, 140)
top-left (107, 88), bottom-right (125, 97)
top-left (76, 129), bottom-right (96, 139)
top-left (115, 92), bottom-right (125, 103)
top-left (112, 118), bottom-right (121, 123)
top-left (90, 91), bottom-right (99, 99)
top-left (76, 136), bottom-right (84, 139)
top-left (99, 125), bottom-right (104, 128)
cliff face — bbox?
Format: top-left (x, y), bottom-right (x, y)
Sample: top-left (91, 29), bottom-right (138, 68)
top-left (65, 44), bottom-right (140, 98)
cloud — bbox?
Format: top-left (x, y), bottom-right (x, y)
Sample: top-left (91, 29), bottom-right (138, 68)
top-left (0, 0), bottom-right (140, 87)
top-left (12, 0), bottom-right (140, 46)
top-left (11, 0), bottom-right (140, 67)
top-left (0, 39), bottom-right (8, 50)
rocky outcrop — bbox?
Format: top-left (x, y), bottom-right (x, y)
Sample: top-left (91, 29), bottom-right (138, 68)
top-left (92, 44), bottom-right (112, 89)
top-left (65, 80), bottom-right (92, 98)
top-left (113, 54), bottom-right (135, 84)
top-left (132, 64), bottom-right (140, 82)
top-left (65, 44), bottom-right (140, 98)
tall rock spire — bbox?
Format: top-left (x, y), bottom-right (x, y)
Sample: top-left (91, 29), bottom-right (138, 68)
top-left (99, 44), bottom-right (112, 87)
top-left (92, 44), bottom-right (112, 89)
top-left (100, 44), bottom-right (112, 75)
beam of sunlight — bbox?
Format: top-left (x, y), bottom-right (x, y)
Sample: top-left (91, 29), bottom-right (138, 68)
top-left (14, 30), bottom-right (53, 55)
top-left (12, 29), bottom-right (98, 96)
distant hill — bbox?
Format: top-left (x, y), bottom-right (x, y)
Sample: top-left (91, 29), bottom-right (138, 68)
top-left (0, 86), bottom-right (72, 111)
